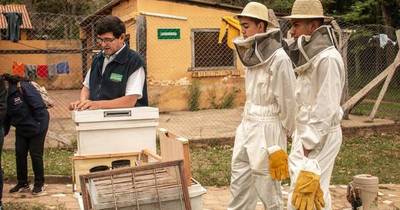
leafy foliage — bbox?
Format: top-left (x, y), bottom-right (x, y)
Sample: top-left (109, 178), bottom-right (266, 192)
top-left (0, 0), bottom-right (109, 15)
top-left (207, 87), bottom-right (238, 109)
top-left (1, 0), bottom-right (398, 27)
top-left (188, 80), bottom-right (201, 111)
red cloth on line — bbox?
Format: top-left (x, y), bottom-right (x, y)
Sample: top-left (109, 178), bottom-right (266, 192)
top-left (37, 64), bottom-right (48, 78)
top-left (12, 62), bottom-right (25, 77)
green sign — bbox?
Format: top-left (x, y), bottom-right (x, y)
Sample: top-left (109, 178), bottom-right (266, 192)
top-left (157, 28), bottom-right (180, 40)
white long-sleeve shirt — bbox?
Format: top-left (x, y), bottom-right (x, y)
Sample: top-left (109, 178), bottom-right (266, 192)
top-left (294, 46), bottom-right (345, 150)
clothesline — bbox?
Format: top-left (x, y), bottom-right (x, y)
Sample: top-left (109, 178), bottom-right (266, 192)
top-left (11, 61), bottom-right (70, 80)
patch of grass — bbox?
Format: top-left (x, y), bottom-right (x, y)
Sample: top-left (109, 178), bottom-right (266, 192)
top-left (2, 148), bottom-right (73, 178)
top-left (190, 145), bottom-right (232, 186)
top-left (2, 133), bottom-right (399, 187)
top-left (3, 202), bottom-right (66, 210)
top-left (351, 101), bottom-right (400, 121)
top-left (349, 87), bottom-right (400, 103)
top-left (190, 133), bottom-right (400, 186)
top-left (332, 132), bottom-right (400, 184)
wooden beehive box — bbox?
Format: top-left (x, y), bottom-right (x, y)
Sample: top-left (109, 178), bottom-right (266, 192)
top-left (72, 150), bottom-right (161, 192)
top-left (80, 160), bottom-right (191, 210)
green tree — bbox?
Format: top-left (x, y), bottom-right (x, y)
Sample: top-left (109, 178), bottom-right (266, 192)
top-left (0, 0), bottom-right (108, 15)
top-left (0, 0), bottom-right (24, 3)
top-left (217, 0), bottom-right (399, 27)
top-left (340, 0), bottom-right (399, 27)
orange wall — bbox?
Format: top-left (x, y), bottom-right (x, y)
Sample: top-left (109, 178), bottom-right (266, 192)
top-left (0, 40), bottom-right (83, 89)
top-left (137, 0), bottom-right (245, 111)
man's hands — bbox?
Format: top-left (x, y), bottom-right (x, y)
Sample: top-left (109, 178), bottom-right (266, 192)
top-left (69, 100), bottom-right (101, 111)
top-left (69, 95), bottom-right (138, 111)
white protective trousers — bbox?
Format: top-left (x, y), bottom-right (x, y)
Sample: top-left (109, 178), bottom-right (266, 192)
top-left (229, 30), bottom-right (296, 210)
top-left (229, 110), bottom-right (285, 210)
top-left (287, 44), bottom-right (345, 210)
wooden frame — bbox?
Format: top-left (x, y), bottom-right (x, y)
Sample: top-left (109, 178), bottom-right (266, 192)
top-left (72, 150), bottom-right (161, 192)
top-left (80, 160), bottom-right (191, 210)
top-left (158, 128), bottom-right (192, 186)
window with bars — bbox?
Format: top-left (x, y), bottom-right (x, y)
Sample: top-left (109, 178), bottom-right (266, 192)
top-left (192, 29), bottom-right (235, 69)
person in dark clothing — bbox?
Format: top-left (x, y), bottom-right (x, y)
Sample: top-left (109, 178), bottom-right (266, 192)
top-left (69, 15), bottom-right (148, 111)
top-left (0, 76), bottom-right (7, 209)
top-left (2, 74), bottom-right (49, 195)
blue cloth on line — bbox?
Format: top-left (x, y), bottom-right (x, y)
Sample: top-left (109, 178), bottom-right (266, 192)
top-left (56, 62), bottom-right (70, 74)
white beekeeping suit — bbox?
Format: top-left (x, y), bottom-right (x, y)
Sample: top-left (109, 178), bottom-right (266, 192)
top-left (228, 3), bottom-right (297, 209)
top-left (282, 0), bottom-right (346, 209)
top-left (286, 26), bottom-right (345, 210)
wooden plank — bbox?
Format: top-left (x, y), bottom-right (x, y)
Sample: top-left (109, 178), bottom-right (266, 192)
top-left (72, 152), bottom-right (141, 160)
top-left (142, 148), bottom-right (162, 161)
top-left (178, 160), bottom-right (192, 210)
top-left (368, 30), bottom-right (400, 121)
top-left (159, 128), bottom-right (192, 186)
top-left (80, 160), bottom-right (184, 179)
top-left (342, 55), bottom-right (400, 112)
top-left (181, 137), bottom-right (192, 186)
top-left (73, 152), bottom-right (142, 192)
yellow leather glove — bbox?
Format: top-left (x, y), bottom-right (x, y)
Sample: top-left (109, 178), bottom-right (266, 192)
top-left (268, 149), bottom-right (289, 180)
top-left (314, 182), bottom-right (325, 210)
top-left (292, 170), bottom-right (324, 210)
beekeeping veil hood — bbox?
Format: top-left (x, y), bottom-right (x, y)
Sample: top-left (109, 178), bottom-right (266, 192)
top-left (233, 28), bottom-right (283, 68)
top-left (288, 25), bottom-right (338, 68)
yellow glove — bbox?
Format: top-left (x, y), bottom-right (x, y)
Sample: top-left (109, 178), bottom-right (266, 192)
top-left (292, 170), bottom-right (323, 210)
top-left (268, 149), bottom-right (289, 180)
top-left (314, 183), bottom-right (325, 210)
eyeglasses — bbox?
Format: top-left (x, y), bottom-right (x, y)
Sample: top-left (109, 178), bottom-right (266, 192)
top-left (96, 37), bottom-right (116, 44)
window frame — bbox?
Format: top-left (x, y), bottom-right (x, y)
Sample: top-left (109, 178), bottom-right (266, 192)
top-left (190, 28), bottom-right (236, 71)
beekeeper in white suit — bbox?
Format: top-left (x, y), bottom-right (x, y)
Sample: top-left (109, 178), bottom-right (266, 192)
top-left (283, 0), bottom-right (345, 210)
top-left (227, 2), bottom-right (296, 210)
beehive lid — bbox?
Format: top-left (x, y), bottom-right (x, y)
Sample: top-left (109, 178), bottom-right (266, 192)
top-left (72, 107), bottom-right (159, 123)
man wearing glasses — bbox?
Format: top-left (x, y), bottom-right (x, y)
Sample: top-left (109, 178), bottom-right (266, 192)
top-left (69, 16), bottom-right (147, 110)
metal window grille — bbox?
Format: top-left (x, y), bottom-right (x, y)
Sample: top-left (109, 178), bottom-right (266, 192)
top-left (192, 29), bottom-right (235, 69)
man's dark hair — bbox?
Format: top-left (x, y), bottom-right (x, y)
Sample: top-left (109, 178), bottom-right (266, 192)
top-left (253, 18), bottom-right (268, 32)
top-left (306, 18), bottom-right (324, 27)
top-left (95, 16), bottom-right (126, 38)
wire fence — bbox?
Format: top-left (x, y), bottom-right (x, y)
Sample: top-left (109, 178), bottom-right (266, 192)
top-left (0, 12), bottom-right (399, 122)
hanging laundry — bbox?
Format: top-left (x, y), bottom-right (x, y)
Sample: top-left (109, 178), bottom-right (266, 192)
top-left (48, 64), bottom-right (57, 79)
top-left (37, 64), bottom-right (48, 78)
top-left (12, 62), bottom-right (25, 77)
top-left (218, 16), bottom-right (240, 49)
top-left (25, 64), bottom-right (37, 80)
top-left (3, 12), bottom-right (23, 42)
top-left (56, 61), bottom-right (70, 74)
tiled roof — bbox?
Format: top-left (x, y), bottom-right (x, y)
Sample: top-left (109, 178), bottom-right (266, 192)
top-left (0, 4), bottom-right (33, 29)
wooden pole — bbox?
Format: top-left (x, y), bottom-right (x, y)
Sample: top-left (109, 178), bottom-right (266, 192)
top-left (342, 30), bottom-right (400, 114)
top-left (367, 30), bottom-right (400, 121)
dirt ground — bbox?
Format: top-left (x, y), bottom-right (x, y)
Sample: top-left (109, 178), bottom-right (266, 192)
top-left (3, 183), bottom-right (400, 210)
